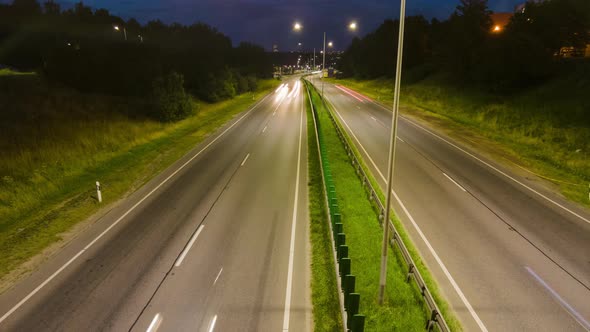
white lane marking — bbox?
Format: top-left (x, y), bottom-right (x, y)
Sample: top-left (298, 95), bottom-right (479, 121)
top-left (213, 268), bottom-right (223, 285)
top-left (174, 225), bottom-right (204, 267)
top-left (443, 173), bottom-right (467, 192)
top-left (329, 101), bottom-right (488, 331)
top-left (356, 106), bottom-right (361, 110)
top-left (240, 153), bottom-right (250, 167)
top-left (273, 111), bottom-right (276, 116)
top-left (525, 266), bottom-right (590, 331)
top-left (397, 137), bottom-right (405, 143)
top-left (371, 116), bottom-right (377, 121)
top-left (282, 92), bottom-right (304, 332)
top-left (0, 94), bottom-right (272, 325)
top-left (146, 313), bottom-right (162, 332)
top-left (367, 98), bottom-right (590, 225)
top-left (208, 314), bottom-right (218, 332)
top-left (262, 125), bottom-right (267, 133)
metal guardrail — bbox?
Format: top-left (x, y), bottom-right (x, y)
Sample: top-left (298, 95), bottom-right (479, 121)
top-left (306, 78), bottom-right (450, 332)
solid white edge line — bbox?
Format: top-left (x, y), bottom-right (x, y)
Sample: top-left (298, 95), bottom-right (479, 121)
top-left (208, 314), bottom-right (218, 332)
top-left (366, 97), bottom-right (590, 225)
top-left (146, 313), bottom-right (162, 332)
top-left (240, 153), bottom-right (250, 166)
top-left (262, 125), bottom-right (267, 133)
top-left (174, 225), bottom-right (204, 267)
top-left (525, 266), bottom-right (590, 331)
top-left (443, 173), bottom-right (467, 192)
top-left (371, 116), bottom-right (377, 121)
top-left (213, 268), bottom-right (223, 285)
top-left (328, 99), bottom-right (488, 331)
top-left (282, 89), bottom-right (303, 332)
top-left (0, 94), bottom-right (272, 325)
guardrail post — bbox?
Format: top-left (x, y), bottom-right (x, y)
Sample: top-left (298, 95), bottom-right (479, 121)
top-left (340, 257), bottom-right (351, 277)
top-left (343, 275), bottom-right (356, 307)
top-left (350, 311), bottom-right (364, 332)
top-left (338, 245), bottom-right (349, 261)
top-left (426, 310), bottom-right (439, 331)
top-left (336, 233), bottom-right (346, 248)
top-left (334, 223), bottom-right (343, 238)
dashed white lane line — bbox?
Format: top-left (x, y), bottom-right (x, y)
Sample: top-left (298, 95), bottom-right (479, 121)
top-left (262, 125), bottom-right (267, 133)
top-left (525, 267), bottom-right (590, 331)
top-left (208, 315), bottom-right (218, 332)
top-left (443, 173), bottom-right (467, 192)
top-left (397, 137), bottom-right (405, 143)
top-left (174, 225), bottom-right (204, 267)
top-left (0, 93), bottom-right (272, 325)
top-left (273, 111), bottom-right (276, 116)
top-left (146, 313), bottom-right (162, 332)
top-left (326, 97), bottom-right (488, 331)
top-left (282, 91), bottom-right (304, 332)
top-left (240, 153), bottom-right (250, 167)
top-left (371, 116), bottom-right (377, 121)
top-left (365, 96), bottom-right (590, 226)
top-left (213, 268), bottom-right (223, 285)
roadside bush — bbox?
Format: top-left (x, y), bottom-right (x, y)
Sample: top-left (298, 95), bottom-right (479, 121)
top-left (151, 71), bottom-right (193, 122)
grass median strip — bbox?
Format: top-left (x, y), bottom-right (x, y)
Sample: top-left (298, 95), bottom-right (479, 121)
top-left (305, 80), bottom-right (459, 331)
top-left (306, 85), bottom-right (343, 331)
top-left (0, 78), bottom-right (278, 286)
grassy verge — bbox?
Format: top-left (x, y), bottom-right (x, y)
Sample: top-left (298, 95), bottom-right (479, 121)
top-left (0, 74), bottom-right (278, 283)
top-left (306, 84), bottom-right (343, 331)
top-left (327, 70), bottom-right (590, 208)
top-left (306, 80), bottom-right (460, 331)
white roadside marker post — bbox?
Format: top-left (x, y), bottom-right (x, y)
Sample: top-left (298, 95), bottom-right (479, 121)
top-left (96, 181), bottom-right (102, 203)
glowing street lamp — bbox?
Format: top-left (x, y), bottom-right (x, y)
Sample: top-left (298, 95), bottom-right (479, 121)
top-left (293, 22), bottom-right (302, 31)
top-left (493, 25), bottom-right (502, 33)
top-left (113, 25), bottom-right (127, 41)
top-left (349, 21), bottom-right (357, 31)
top-left (328, 41), bottom-right (333, 47)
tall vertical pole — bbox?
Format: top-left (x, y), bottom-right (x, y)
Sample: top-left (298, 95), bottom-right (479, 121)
top-left (322, 32), bottom-right (326, 98)
top-left (378, 0), bottom-right (407, 305)
top-left (313, 48), bottom-right (316, 70)
top-left (123, 27), bottom-right (127, 41)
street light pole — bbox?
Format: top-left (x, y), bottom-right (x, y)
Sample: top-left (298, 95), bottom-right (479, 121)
top-left (322, 31), bottom-right (326, 98)
top-left (313, 48), bottom-right (316, 70)
top-left (378, 0), bottom-right (407, 305)
top-left (123, 27), bottom-right (127, 41)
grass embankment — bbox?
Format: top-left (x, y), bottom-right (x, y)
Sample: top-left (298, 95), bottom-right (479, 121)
top-left (0, 71), bottom-right (278, 283)
top-left (328, 63), bottom-right (590, 207)
top-left (306, 80), bottom-right (459, 331)
top-left (306, 84), bottom-right (343, 331)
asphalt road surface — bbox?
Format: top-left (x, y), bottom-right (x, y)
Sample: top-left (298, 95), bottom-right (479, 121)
top-left (311, 76), bottom-right (590, 332)
top-left (0, 77), bottom-right (311, 332)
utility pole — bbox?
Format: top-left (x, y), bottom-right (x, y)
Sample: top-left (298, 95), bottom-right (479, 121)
top-left (379, 0), bottom-right (407, 305)
top-left (313, 48), bottom-right (316, 70)
top-left (322, 32), bottom-right (326, 98)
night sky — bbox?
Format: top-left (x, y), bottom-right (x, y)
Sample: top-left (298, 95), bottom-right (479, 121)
top-left (9, 0), bottom-right (525, 50)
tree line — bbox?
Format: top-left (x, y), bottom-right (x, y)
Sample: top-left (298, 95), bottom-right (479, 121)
top-left (0, 0), bottom-right (274, 121)
top-left (338, 0), bottom-right (590, 92)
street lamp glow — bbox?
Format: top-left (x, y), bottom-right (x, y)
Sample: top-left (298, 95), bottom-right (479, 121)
top-left (114, 25), bottom-right (120, 31)
top-left (328, 41), bottom-right (333, 47)
top-left (349, 21), bottom-right (357, 31)
top-left (293, 22), bottom-right (302, 31)
top-left (493, 25), bottom-right (501, 32)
